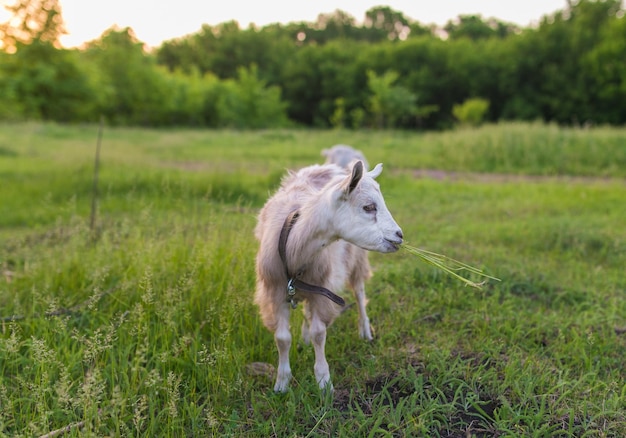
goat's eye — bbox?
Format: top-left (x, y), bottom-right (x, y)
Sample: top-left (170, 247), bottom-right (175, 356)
top-left (363, 204), bottom-right (377, 213)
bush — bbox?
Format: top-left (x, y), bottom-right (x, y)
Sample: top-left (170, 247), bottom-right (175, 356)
top-left (162, 68), bottom-right (223, 127)
top-left (452, 98), bottom-right (490, 126)
top-left (367, 69), bottom-right (417, 129)
top-left (216, 65), bottom-right (289, 129)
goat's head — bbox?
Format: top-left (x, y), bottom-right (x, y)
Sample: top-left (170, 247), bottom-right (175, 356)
top-left (333, 160), bottom-right (403, 253)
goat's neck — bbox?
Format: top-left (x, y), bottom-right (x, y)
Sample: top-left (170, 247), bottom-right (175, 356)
top-left (286, 196), bottom-right (338, 275)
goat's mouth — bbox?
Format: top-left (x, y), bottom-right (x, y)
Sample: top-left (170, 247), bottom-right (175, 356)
top-left (384, 238), bottom-right (402, 252)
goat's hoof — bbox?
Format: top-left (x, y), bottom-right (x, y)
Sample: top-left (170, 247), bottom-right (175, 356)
top-left (273, 381), bottom-right (290, 393)
top-left (359, 322), bottom-right (374, 341)
top-left (319, 380), bottom-right (334, 394)
top-left (274, 371), bottom-right (292, 393)
top-left (316, 372), bottom-right (333, 392)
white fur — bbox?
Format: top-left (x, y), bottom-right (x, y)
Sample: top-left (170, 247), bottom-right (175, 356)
top-left (254, 160), bottom-right (402, 392)
top-left (322, 144), bottom-right (370, 170)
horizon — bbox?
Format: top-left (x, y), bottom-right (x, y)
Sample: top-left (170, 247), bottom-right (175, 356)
top-left (49, 0), bottom-right (568, 48)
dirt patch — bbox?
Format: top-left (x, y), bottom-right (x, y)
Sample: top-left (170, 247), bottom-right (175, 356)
top-left (162, 161), bottom-right (626, 185)
top-left (332, 360), bottom-right (502, 437)
top-left (165, 161), bottom-right (214, 172)
top-left (407, 168), bottom-right (626, 185)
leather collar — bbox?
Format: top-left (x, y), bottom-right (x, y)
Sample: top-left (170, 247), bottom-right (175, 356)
top-left (278, 210), bottom-right (346, 308)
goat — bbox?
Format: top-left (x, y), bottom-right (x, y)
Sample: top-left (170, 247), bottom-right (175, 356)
top-left (321, 144), bottom-right (369, 170)
top-left (254, 160), bottom-right (403, 392)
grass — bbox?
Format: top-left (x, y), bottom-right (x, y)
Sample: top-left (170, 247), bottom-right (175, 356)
top-left (399, 244), bottom-right (500, 289)
top-left (0, 122), bottom-right (625, 436)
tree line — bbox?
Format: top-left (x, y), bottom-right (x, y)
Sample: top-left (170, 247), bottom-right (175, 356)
top-left (1, 0), bottom-right (625, 129)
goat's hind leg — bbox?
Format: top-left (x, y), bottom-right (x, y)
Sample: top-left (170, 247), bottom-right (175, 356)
top-left (301, 302), bottom-right (312, 345)
top-left (273, 302), bottom-right (293, 392)
top-left (349, 252), bottom-right (374, 341)
top-left (351, 276), bottom-right (373, 341)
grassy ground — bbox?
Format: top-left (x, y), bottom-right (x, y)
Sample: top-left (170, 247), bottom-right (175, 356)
top-left (1, 122), bottom-right (625, 436)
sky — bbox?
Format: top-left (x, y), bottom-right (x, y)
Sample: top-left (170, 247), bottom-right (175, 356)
top-left (41, 0), bottom-right (568, 48)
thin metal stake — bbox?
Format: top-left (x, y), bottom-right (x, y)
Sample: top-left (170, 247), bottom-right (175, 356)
top-left (90, 116), bottom-right (104, 233)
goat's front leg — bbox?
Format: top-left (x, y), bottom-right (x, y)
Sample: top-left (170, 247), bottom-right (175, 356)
top-left (352, 279), bottom-right (373, 341)
top-left (309, 314), bottom-right (332, 391)
top-left (273, 303), bottom-right (292, 392)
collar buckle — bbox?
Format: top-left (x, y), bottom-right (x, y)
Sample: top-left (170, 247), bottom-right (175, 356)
top-left (287, 278), bottom-right (297, 308)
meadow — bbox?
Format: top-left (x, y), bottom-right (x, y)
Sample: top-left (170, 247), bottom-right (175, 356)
top-left (0, 122), bottom-right (625, 437)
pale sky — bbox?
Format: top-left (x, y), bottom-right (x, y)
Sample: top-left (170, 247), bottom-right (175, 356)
top-left (34, 0), bottom-right (569, 48)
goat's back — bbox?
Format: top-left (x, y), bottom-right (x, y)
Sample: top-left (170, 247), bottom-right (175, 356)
top-left (255, 164), bottom-right (346, 242)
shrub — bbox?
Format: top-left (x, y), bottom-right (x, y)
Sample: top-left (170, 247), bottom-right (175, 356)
top-left (367, 69), bottom-right (417, 129)
top-left (216, 65), bottom-right (289, 129)
top-left (0, 42), bottom-right (100, 122)
top-left (452, 98), bottom-right (490, 126)
top-left (330, 97), bottom-right (346, 129)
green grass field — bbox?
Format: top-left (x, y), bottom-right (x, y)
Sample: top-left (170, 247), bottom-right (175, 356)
top-left (1, 122), bottom-right (625, 436)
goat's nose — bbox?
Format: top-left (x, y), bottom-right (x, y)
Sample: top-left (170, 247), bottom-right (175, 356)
top-left (396, 229), bottom-right (404, 240)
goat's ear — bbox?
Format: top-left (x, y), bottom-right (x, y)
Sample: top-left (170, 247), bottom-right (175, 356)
top-left (368, 163), bottom-right (383, 179)
top-left (344, 160), bottom-right (364, 195)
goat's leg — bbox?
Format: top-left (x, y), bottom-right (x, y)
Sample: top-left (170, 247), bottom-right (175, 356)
top-left (309, 313), bottom-right (332, 390)
top-left (273, 303), bottom-right (292, 392)
top-left (352, 278), bottom-right (373, 341)
top-left (301, 302), bottom-right (312, 345)
top-left (301, 320), bottom-right (311, 345)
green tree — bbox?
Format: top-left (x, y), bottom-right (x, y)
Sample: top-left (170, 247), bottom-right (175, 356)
top-left (157, 21), bottom-right (296, 86)
top-left (0, 0), bottom-right (98, 121)
top-left (583, 12), bottom-right (626, 124)
top-left (509, 0), bottom-right (623, 124)
top-left (281, 40), bottom-right (361, 126)
top-left (373, 38), bottom-right (448, 128)
top-left (366, 69), bottom-right (417, 128)
top-left (0, 0), bottom-right (66, 52)
top-left (2, 41), bottom-right (99, 121)
top-left (0, 51), bottom-right (25, 119)
top-left (84, 27), bottom-right (171, 125)
top-left (310, 9), bottom-right (357, 43)
top-left (161, 68), bottom-right (223, 126)
top-left (445, 15), bottom-right (517, 40)
top-left (217, 65), bottom-right (288, 129)
top-left (364, 6), bottom-right (411, 40)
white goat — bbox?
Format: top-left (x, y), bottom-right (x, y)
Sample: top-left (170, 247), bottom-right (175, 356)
top-left (322, 144), bottom-right (369, 170)
top-left (254, 160), bottom-right (403, 392)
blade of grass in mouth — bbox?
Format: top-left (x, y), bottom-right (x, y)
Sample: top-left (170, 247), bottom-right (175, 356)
top-left (400, 243), bottom-right (500, 289)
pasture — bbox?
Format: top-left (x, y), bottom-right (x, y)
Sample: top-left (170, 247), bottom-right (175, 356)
top-left (1, 122), bottom-right (625, 436)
